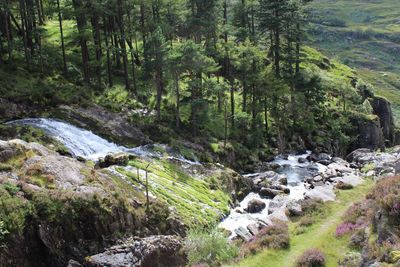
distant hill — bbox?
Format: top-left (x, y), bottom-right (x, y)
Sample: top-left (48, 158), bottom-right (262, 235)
top-left (307, 0), bottom-right (400, 123)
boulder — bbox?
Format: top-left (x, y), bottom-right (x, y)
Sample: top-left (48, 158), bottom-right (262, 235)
top-left (247, 224), bottom-right (260, 236)
top-left (259, 188), bottom-right (282, 199)
top-left (84, 236), bottom-right (186, 267)
top-left (287, 201), bottom-right (303, 216)
top-left (278, 175), bottom-right (288, 185)
top-left (298, 158), bottom-right (307, 164)
top-left (247, 199), bottom-right (266, 213)
top-left (305, 185), bottom-right (336, 202)
top-left (235, 227), bottom-right (253, 242)
top-left (98, 153), bottom-right (131, 168)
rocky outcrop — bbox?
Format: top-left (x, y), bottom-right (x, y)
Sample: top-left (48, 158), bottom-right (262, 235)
top-left (0, 140), bottom-right (171, 267)
top-left (0, 98), bottom-right (38, 122)
top-left (370, 97), bottom-right (395, 145)
top-left (55, 105), bottom-right (150, 146)
top-left (350, 116), bottom-right (385, 151)
top-left (84, 236), bottom-right (186, 267)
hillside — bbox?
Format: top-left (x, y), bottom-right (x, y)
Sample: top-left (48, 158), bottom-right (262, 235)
top-left (1, 0), bottom-right (400, 266)
top-left (308, 0), bottom-right (400, 122)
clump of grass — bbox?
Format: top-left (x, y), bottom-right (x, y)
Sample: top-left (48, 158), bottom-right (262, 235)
top-left (183, 227), bottom-right (238, 267)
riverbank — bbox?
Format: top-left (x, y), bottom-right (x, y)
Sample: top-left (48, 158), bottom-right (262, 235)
top-left (228, 178), bottom-right (375, 267)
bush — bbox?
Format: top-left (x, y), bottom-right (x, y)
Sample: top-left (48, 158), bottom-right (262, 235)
top-left (299, 217), bottom-right (315, 227)
top-left (241, 222), bottom-right (289, 256)
top-left (338, 252), bottom-right (362, 267)
top-left (335, 222), bottom-right (362, 237)
top-left (299, 199), bottom-right (325, 216)
top-left (183, 228), bottom-right (238, 266)
top-left (296, 249), bottom-right (326, 267)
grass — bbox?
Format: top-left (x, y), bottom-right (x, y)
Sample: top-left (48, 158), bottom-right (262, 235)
top-left (116, 158), bottom-right (231, 226)
top-left (308, 0), bottom-right (400, 124)
top-left (228, 178), bottom-right (375, 267)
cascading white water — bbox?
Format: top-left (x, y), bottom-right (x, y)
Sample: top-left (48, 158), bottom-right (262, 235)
top-left (6, 118), bottom-right (198, 163)
top-left (7, 118), bottom-right (128, 161)
top-left (219, 151), bottom-right (326, 238)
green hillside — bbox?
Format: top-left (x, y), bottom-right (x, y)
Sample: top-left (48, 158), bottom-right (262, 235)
top-left (308, 0), bottom-right (400, 122)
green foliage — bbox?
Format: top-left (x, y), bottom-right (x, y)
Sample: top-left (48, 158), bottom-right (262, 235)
top-left (0, 221), bottom-right (9, 244)
top-left (183, 227), bottom-right (238, 266)
top-left (0, 185), bottom-right (33, 236)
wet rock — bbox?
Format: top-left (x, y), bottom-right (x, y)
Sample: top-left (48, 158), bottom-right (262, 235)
top-left (259, 188), bottom-right (282, 199)
top-left (235, 227), bottom-right (253, 242)
top-left (84, 236), bottom-right (186, 267)
top-left (318, 160), bottom-right (331, 166)
top-left (97, 153), bottom-right (132, 168)
top-left (247, 199), bottom-right (266, 213)
top-left (298, 158), bottom-right (307, 164)
top-left (278, 176), bottom-right (288, 185)
top-left (247, 224), bottom-right (260, 236)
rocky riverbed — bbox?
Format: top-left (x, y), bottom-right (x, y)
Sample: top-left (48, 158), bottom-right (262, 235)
top-left (1, 118), bottom-right (400, 266)
top-left (219, 148), bottom-right (400, 241)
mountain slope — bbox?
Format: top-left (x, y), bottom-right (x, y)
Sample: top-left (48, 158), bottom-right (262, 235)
top-left (307, 0), bottom-right (400, 122)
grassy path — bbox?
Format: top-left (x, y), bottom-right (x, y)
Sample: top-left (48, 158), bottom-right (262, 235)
top-left (228, 179), bottom-right (374, 267)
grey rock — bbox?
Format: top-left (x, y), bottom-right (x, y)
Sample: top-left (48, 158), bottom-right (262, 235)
top-left (247, 199), bottom-right (266, 213)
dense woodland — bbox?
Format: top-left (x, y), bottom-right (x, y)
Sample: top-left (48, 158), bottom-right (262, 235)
top-left (0, 0), bottom-right (380, 157)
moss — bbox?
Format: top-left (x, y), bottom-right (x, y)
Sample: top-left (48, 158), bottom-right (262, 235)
top-left (118, 158), bottom-right (231, 226)
top-left (361, 163), bottom-right (376, 173)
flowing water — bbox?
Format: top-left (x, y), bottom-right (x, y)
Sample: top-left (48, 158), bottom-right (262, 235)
top-left (7, 118), bottom-right (319, 237)
top-left (219, 152), bottom-right (325, 237)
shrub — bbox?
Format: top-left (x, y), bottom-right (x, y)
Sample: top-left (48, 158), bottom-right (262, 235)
top-left (183, 228), bottom-right (238, 266)
top-left (335, 222), bottom-right (362, 237)
top-left (299, 199), bottom-right (325, 216)
top-left (241, 222), bottom-right (289, 256)
top-left (349, 229), bottom-right (366, 248)
top-left (338, 252), bottom-right (362, 267)
top-left (296, 249), bottom-right (326, 267)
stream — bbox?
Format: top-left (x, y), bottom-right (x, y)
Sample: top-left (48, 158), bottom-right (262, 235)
top-left (7, 118), bottom-right (326, 238)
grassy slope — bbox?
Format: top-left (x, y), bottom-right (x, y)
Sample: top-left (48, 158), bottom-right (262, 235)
top-left (229, 178), bottom-right (374, 267)
top-left (308, 0), bottom-right (400, 123)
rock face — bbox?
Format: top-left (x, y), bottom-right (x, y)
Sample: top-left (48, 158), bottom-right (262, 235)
top-left (0, 98), bottom-right (38, 122)
top-left (84, 236), bottom-right (186, 267)
top-left (370, 97), bottom-right (395, 145)
top-left (56, 105), bottom-right (150, 146)
top-left (351, 116), bottom-right (384, 151)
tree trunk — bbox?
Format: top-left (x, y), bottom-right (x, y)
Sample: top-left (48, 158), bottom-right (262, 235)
top-left (72, 0), bottom-right (90, 84)
top-left (57, 0), bottom-right (67, 73)
top-left (91, 13), bottom-right (102, 86)
top-left (175, 73), bottom-right (180, 129)
top-left (103, 16), bottom-right (113, 87)
top-left (19, 0), bottom-right (30, 68)
top-left (116, 0), bottom-right (130, 90)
